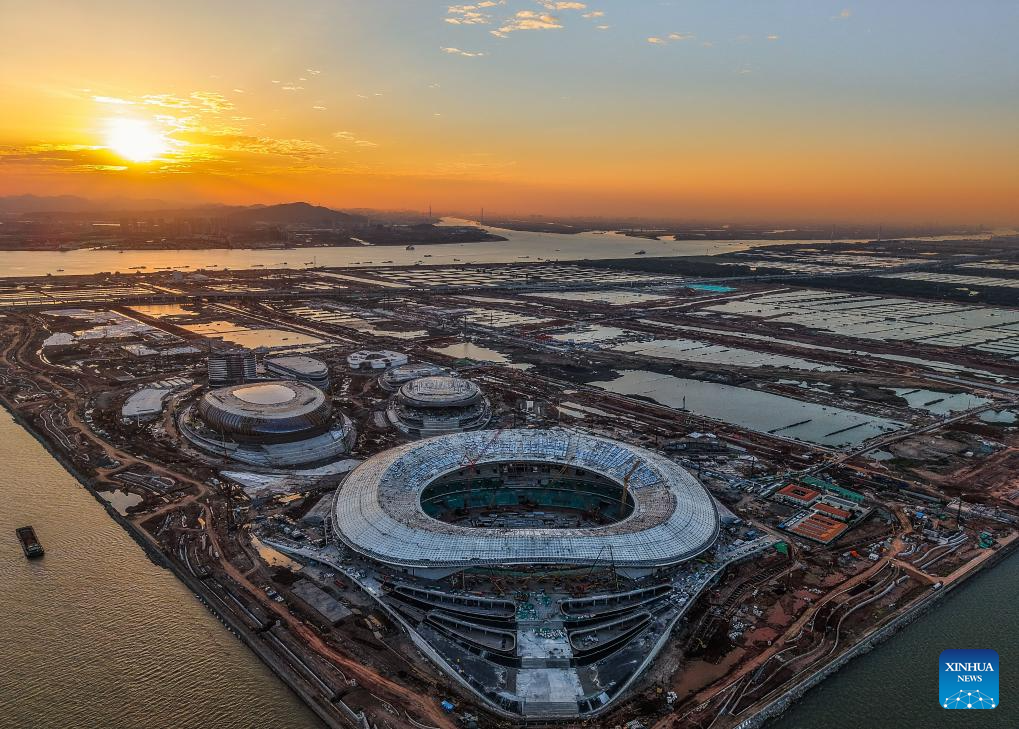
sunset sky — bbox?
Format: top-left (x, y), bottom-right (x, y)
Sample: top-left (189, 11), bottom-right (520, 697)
top-left (1, 1), bottom-right (1017, 223)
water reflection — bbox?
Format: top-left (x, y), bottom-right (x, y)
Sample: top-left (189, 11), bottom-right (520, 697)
top-left (592, 370), bottom-right (903, 448)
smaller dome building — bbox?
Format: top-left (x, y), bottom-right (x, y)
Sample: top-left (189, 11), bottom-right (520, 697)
top-left (387, 376), bottom-right (490, 438)
top-left (379, 362), bottom-right (449, 392)
top-left (347, 349), bottom-right (408, 370)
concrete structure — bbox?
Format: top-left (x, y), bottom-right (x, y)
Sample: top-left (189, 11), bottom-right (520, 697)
top-left (121, 377), bottom-right (192, 423)
top-left (122, 387), bottom-right (172, 422)
top-left (290, 580), bottom-right (352, 625)
top-left (386, 376), bottom-right (491, 438)
top-left (179, 380), bottom-right (354, 468)
top-left (347, 349), bottom-right (407, 370)
top-left (333, 428), bottom-right (719, 579)
top-left (265, 355), bottom-right (330, 389)
top-left (208, 349), bottom-right (257, 386)
top-left (379, 362), bottom-right (448, 392)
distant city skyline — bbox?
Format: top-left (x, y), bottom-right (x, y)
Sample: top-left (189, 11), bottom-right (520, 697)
top-left (1, 1), bottom-right (1017, 223)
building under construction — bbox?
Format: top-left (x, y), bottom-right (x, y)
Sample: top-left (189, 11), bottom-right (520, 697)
top-left (329, 428), bottom-right (746, 720)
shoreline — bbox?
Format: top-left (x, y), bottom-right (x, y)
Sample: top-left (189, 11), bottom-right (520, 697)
top-left (743, 536), bottom-right (1019, 729)
top-left (0, 400), bottom-right (349, 729)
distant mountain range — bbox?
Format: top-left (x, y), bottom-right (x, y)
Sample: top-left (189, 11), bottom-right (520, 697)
top-left (0, 196), bottom-right (367, 226)
top-left (225, 202), bottom-right (363, 226)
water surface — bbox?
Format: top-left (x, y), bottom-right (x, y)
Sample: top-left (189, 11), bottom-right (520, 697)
top-left (0, 410), bottom-right (321, 729)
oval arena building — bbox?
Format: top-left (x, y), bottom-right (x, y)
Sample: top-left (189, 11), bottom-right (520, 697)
top-left (333, 428), bottom-right (719, 579)
top-left (386, 376), bottom-right (491, 438)
top-left (180, 381), bottom-right (355, 468)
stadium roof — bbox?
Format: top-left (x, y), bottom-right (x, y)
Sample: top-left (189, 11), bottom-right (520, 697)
top-left (333, 429), bottom-right (719, 570)
top-left (398, 376), bottom-right (482, 408)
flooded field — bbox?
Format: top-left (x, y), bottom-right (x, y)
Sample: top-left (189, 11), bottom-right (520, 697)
top-left (611, 337), bottom-right (843, 372)
top-left (128, 304), bottom-right (199, 319)
top-left (284, 303), bottom-right (427, 339)
top-left (551, 325), bottom-right (634, 344)
top-left (592, 370), bottom-right (903, 448)
top-left (705, 290), bottom-right (1019, 360)
top-left (463, 307), bottom-right (553, 328)
top-left (890, 388), bottom-right (991, 415)
top-left (524, 290), bottom-right (672, 306)
top-left (97, 489), bottom-right (144, 516)
top-left (644, 321), bottom-right (1017, 382)
top-left (181, 321), bottom-right (323, 348)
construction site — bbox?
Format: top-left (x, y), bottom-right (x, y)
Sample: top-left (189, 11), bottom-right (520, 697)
top-left (2, 238), bottom-right (1019, 729)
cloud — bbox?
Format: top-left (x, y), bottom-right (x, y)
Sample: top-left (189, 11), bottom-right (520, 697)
top-left (306, 68), bottom-right (322, 75)
top-left (582, 10), bottom-right (604, 18)
top-left (767, 34), bottom-right (780, 41)
top-left (137, 92), bottom-right (234, 113)
top-left (93, 95), bottom-right (135, 105)
top-left (540, 1), bottom-right (585, 9)
top-left (596, 24), bottom-right (609, 30)
top-left (333, 130), bottom-right (378, 148)
top-left (649, 32), bottom-right (695, 45)
top-left (833, 8), bottom-right (851, 20)
top-left (280, 85), bottom-right (304, 91)
top-left (491, 10), bottom-right (562, 37)
top-left (188, 132), bottom-right (327, 160)
top-left (446, 3), bottom-right (495, 25)
top-left (441, 46), bottom-right (487, 57)
top-left (312, 105), bottom-right (327, 110)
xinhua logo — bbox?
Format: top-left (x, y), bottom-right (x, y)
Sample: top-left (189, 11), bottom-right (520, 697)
top-left (940, 649), bottom-right (999, 709)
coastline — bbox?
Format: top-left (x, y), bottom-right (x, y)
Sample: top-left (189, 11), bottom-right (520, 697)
top-left (743, 536), bottom-right (1019, 729)
top-left (0, 399), bottom-right (350, 729)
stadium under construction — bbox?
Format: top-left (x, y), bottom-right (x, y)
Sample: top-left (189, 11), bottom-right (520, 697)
top-left (328, 429), bottom-right (772, 720)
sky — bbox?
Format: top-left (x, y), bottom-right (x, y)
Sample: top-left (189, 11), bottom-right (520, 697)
top-left (1, 0), bottom-right (1017, 223)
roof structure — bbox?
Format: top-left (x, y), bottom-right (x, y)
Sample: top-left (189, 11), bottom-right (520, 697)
top-left (333, 429), bottom-right (719, 570)
top-left (398, 376), bottom-right (482, 408)
top-left (198, 380), bottom-right (331, 441)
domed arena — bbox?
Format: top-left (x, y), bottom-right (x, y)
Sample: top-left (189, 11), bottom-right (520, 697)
top-left (179, 380), bottom-right (355, 468)
top-left (386, 375), bottom-right (491, 438)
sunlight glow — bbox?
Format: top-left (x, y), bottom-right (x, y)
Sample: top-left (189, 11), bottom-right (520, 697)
top-left (105, 118), bottom-right (169, 162)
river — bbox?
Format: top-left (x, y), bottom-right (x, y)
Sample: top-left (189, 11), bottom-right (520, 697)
top-left (0, 219), bottom-right (912, 279)
top-left (4, 219), bottom-right (1006, 280)
top-left (0, 409), bottom-right (321, 729)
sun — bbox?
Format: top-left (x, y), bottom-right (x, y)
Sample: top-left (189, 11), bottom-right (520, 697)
top-left (105, 118), bottom-right (169, 162)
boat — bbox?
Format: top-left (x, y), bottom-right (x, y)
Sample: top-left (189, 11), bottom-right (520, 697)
top-left (16, 526), bottom-right (44, 558)
top-left (424, 254), bottom-right (432, 257)
top-left (406, 244), bottom-right (416, 250)
top-left (634, 249), bottom-right (647, 255)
